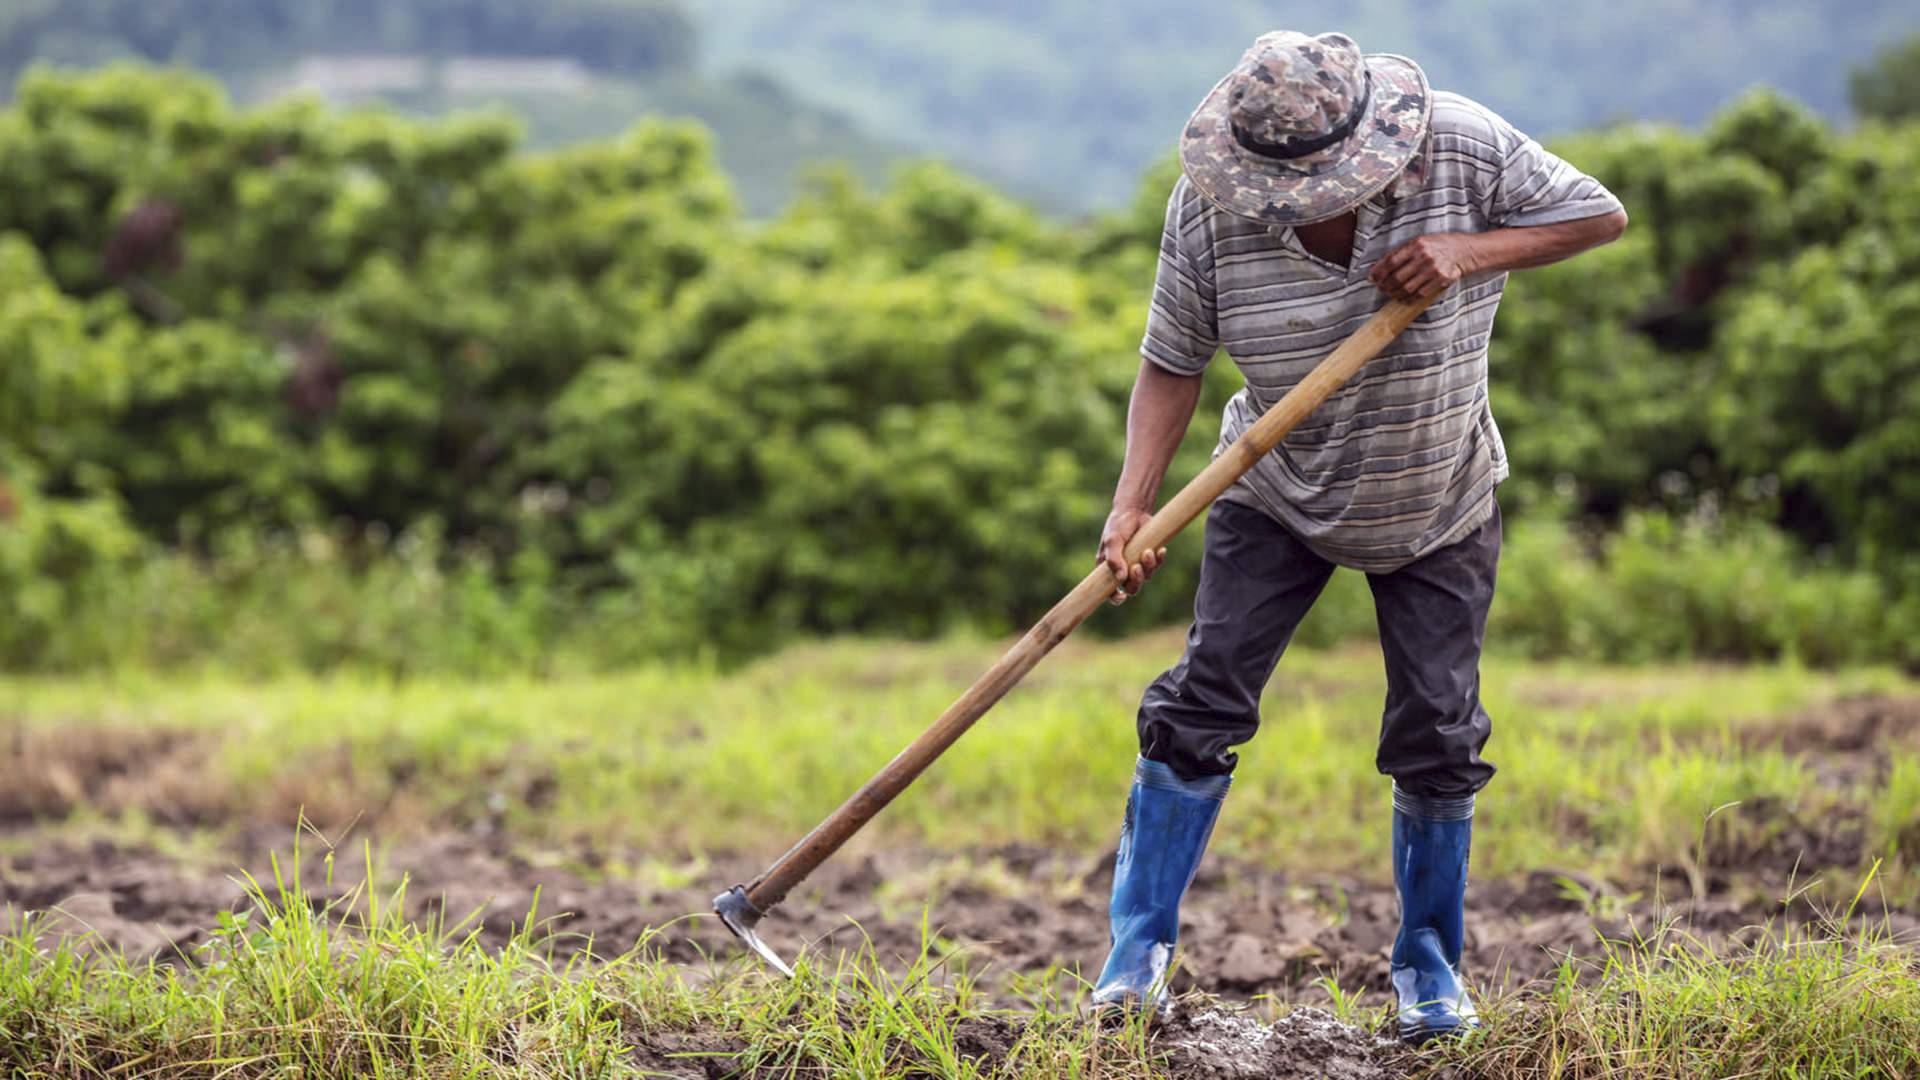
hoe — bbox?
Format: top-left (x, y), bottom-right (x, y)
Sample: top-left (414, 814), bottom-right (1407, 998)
top-left (714, 296), bottom-right (1434, 975)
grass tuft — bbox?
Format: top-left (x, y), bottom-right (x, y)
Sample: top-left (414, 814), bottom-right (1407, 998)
top-left (6, 848), bottom-right (1919, 1078)
top-left (0, 835), bottom-right (1156, 1078)
top-left (1429, 896), bottom-right (1920, 1079)
top-left (2, 639), bottom-right (1912, 894)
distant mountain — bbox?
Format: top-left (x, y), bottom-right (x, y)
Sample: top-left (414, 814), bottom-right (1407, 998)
top-left (0, 0), bottom-right (904, 215)
top-left (390, 69), bottom-right (907, 215)
top-left (13, 1), bottom-right (1914, 216)
top-left (694, 0), bottom-right (1920, 211)
top-left (0, 0), bottom-right (697, 79)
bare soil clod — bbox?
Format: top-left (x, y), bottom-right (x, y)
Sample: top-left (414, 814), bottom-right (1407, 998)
top-left (1157, 1006), bottom-right (1395, 1080)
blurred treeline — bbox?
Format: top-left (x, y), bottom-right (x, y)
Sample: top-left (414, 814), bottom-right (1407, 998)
top-left (10, 1), bottom-right (1917, 215)
top-left (2, 66), bottom-right (1917, 674)
top-left (0, 0), bottom-right (695, 79)
top-left (699, 0), bottom-right (1920, 208)
top-left (0, 0), bottom-right (897, 216)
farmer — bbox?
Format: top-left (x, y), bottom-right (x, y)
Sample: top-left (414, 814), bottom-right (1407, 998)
top-left (1091, 31), bottom-right (1627, 1040)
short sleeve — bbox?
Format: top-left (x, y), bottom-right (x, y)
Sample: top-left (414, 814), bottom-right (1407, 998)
top-left (1139, 181), bottom-right (1219, 376)
top-left (1484, 115), bottom-right (1624, 229)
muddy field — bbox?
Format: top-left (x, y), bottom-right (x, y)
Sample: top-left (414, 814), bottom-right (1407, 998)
top-left (621, 995), bottom-right (1399, 1080)
top-left (7, 694), bottom-right (1917, 982)
top-left (5, 694), bottom-right (1920, 1077)
top-left (8, 825), bottom-right (1915, 996)
top-left (10, 830), bottom-right (1915, 1079)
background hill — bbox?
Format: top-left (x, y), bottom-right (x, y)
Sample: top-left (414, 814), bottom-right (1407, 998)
top-left (5, 0), bottom-right (1918, 213)
top-left (697, 0), bottom-right (1920, 209)
top-left (0, 0), bottom-right (902, 213)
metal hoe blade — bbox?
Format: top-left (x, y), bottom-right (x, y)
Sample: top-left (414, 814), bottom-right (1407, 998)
top-left (713, 886), bottom-right (794, 977)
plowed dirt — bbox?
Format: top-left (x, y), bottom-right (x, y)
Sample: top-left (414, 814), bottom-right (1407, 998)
top-left (6, 696), bottom-right (1919, 994)
top-left (6, 694), bottom-right (1920, 1077)
top-left (7, 832), bottom-right (1911, 998)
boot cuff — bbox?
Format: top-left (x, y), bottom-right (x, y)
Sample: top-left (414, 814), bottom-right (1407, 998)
top-left (1392, 784), bottom-right (1475, 821)
top-left (1136, 757), bottom-right (1232, 801)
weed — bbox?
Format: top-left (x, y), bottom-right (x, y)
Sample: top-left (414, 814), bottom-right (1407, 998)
top-left (1, 639), bottom-right (1909, 893)
top-left (1428, 904), bottom-right (1920, 1079)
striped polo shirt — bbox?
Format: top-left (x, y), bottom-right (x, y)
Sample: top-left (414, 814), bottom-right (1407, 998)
top-left (1143, 90), bottom-right (1623, 572)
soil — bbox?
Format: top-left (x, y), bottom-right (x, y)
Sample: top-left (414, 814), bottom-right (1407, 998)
top-left (1156, 1006), bottom-right (1396, 1080)
top-left (5, 693), bottom-right (1920, 1077)
top-left (1750, 693), bottom-right (1920, 786)
top-left (0, 727), bottom-right (226, 826)
top-left (6, 830), bottom-right (1912, 998)
top-left (44, 833), bottom-right (1906, 1079)
top-left (0, 836), bottom-right (1436, 1077)
top-left (621, 1003), bottom-right (1398, 1079)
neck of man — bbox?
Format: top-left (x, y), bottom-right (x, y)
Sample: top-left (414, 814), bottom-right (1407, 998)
top-left (1292, 210), bottom-right (1358, 268)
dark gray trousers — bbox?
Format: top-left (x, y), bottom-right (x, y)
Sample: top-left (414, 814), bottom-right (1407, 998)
top-left (1138, 498), bottom-right (1499, 798)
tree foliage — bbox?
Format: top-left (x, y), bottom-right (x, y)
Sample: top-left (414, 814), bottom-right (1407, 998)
top-left (1, 68), bottom-right (1916, 668)
top-left (0, 0), bottom-right (696, 84)
top-left (1849, 33), bottom-right (1920, 122)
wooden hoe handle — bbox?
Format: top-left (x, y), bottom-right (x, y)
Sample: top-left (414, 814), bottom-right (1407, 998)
top-left (737, 296), bottom-right (1433, 914)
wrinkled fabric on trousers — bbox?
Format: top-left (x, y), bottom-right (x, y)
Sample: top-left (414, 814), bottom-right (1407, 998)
top-left (1137, 498), bottom-right (1499, 798)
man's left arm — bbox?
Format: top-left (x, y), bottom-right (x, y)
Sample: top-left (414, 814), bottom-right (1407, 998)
top-left (1370, 211), bottom-right (1628, 301)
top-left (1371, 114), bottom-right (1629, 302)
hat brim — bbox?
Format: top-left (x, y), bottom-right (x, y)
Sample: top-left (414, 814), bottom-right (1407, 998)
top-left (1179, 53), bottom-right (1431, 226)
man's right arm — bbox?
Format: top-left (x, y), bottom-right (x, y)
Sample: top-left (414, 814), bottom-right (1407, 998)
top-left (1099, 357), bottom-right (1205, 604)
top-left (1102, 181), bottom-right (1219, 603)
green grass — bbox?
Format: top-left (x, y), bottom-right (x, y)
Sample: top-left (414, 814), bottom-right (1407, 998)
top-left (4, 636), bottom-right (1920, 1076)
top-left (1, 635), bottom-right (1911, 891)
top-left (0, 840), bottom-right (1156, 1078)
top-left (1446, 886), bottom-right (1920, 1077)
top-left (2, 842), bottom-right (1917, 1078)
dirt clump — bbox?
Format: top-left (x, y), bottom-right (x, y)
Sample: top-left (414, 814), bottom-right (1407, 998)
top-left (0, 839), bottom-right (247, 961)
top-left (1156, 1005), bottom-right (1394, 1080)
top-left (1749, 693), bottom-right (1920, 785)
top-left (626, 1026), bottom-right (749, 1080)
top-left (1770, 694), bottom-right (1920, 755)
top-left (616, 1005), bottom-right (1388, 1080)
top-left (951, 1014), bottom-right (1020, 1067)
top-left (0, 728), bottom-right (227, 826)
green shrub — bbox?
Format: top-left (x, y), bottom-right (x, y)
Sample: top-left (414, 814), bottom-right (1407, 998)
top-left (2, 69), bottom-right (1918, 672)
top-left (8, 503), bottom-right (1907, 676)
top-left (1494, 512), bottom-right (1913, 668)
top-left (0, 455), bottom-right (143, 669)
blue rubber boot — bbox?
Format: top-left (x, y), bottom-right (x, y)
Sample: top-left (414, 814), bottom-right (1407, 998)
top-left (1389, 785), bottom-right (1479, 1043)
top-left (1090, 757), bottom-right (1230, 1016)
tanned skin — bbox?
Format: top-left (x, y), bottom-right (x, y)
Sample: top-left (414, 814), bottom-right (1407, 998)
top-left (1098, 208), bottom-right (1629, 603)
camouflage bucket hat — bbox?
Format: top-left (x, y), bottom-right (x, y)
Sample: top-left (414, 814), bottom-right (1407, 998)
top-left (1181, 30), bottom-right (1431, 225)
